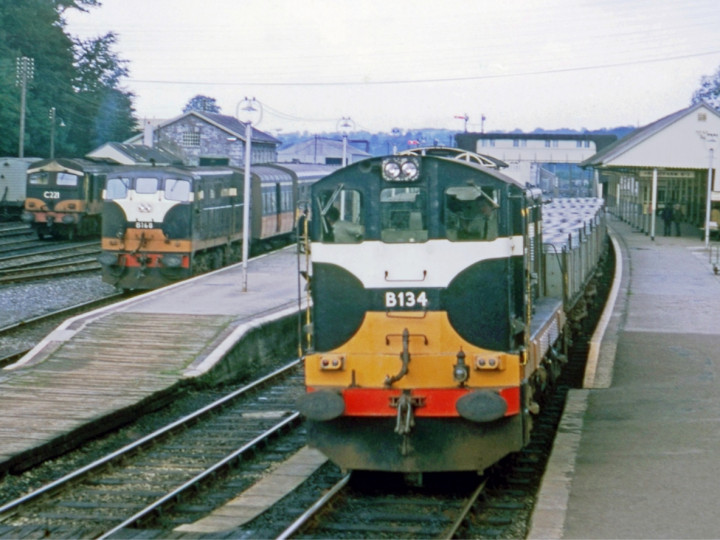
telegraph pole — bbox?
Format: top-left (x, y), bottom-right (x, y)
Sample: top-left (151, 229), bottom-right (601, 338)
top-left (16, 57), bottom-right (34, 158)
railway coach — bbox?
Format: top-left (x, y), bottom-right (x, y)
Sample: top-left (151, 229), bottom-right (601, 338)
top-left (99, 163), bottom-right (333, 290)
top-left (0, 157), bottom-right (40, 221)
top-left (297, 149), bottom-right (607, 475)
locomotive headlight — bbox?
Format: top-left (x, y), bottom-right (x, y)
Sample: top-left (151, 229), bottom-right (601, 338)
top-left (383, 160), bottom-right (402, 180)
top-left (382, 156), bottom-right (421, 182)
top-left (400, 160), bottom-right (419, 181)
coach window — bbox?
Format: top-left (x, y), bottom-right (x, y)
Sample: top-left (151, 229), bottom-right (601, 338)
top-left (165, 178), bottom-right (190, 201)
top-left (319, 188), bottom-right (364, 243)
top-left (105, 177), bottom-right (129, 200)
top-left (380, 187), bottom-right (427, 243)
top-left (136, 177), bottom-right (159, 194)
top-left (445, 186), bottom-right (499, 241)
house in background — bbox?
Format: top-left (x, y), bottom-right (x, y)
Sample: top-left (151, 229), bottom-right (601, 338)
top-left (123, 111), bottom-right (280, 167)
top-left (86, 142), bottom-right (182, 166)
top-left (278, 137), bottom-right (371, 165)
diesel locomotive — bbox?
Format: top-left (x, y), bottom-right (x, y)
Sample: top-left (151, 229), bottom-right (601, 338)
top-left (21, 158), bottom-right (109, 239)
top-left (99, 162), bottom-right (334, 290)
top-left (297, 149), bottom-right (607, 474)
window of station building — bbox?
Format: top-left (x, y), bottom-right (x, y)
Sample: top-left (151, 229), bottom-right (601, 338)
top-left (164, 178), bottom-right (191, 201)
top-left (104, 177), bottom-right (129, 200)
top-left (444, 186), bottom-right (499, 241)
top-left (182, 132), bottom-right (201, 147)
top-left (318, 188), bottom-right (364, 243)
top-left (380, 187), bottom-right (427, 243)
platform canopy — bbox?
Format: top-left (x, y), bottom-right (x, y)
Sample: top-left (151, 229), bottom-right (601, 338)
top-left (582, 102), bottom-right (720, 244)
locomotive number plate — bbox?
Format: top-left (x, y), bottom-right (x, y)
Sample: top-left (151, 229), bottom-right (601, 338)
top-left (385, 291), bottom-right (428, 309)
top-left (135, 221), bottom-right (154, 229)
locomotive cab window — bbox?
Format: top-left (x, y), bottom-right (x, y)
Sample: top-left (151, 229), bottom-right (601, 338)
top-left (164, 178), bottom-right (191, 201)
top-left (104, 177), bottom-right (129, 200)
top-left (318, 188), bottom-right (364, 243)
top-left (445, 186), bottom-right (499, 241)
top-left (28, 172), bottom-right (49, 185)
top-left (56, 172), bottom-right (79, 186)
top-left (380, 187), bottom-right (427, 243)
top-left (135, 177), bottom-right (159, 194)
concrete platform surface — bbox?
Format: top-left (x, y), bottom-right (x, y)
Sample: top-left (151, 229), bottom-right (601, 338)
top-left (530, 218), bottom-right (720, 539)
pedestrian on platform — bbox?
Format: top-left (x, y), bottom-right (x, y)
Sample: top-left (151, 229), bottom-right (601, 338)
top-left (661, 204), bottom-right (674, 237)
top-left (673, 203), bottom-right (683, 236)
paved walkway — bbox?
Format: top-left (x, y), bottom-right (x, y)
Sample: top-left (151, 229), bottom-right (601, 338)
top-left (530, 217), bottom-right (720, 539)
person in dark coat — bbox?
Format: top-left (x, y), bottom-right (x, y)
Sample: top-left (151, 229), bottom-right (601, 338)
top-left (661, 204), bottom-right (673, 237)
top-left (673, 203), bottom-right (683, 236)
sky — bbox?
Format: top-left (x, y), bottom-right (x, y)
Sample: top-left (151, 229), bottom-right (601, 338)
top-left (64, 0), bottom-right (720, 136)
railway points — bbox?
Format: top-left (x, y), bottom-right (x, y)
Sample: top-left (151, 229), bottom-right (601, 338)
top-left (530, 216), bottom-right (720, 539)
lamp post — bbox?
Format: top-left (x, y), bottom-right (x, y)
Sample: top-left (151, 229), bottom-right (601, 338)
top-left (698, 130), bottom-right (718, 249)
top-left (236, 97), bottom-right (262, 292)
top-left (16, 57), bottom-right (34, 158)
top-left (49, 107), bottom-right (65, 159)
top-left (337, 117), bottom-right (354, 167)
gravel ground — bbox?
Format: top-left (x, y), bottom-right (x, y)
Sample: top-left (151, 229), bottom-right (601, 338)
top-left (0, 273), bottom-right (117, 357)
top-left (0, 274), bottom-right (116, 328)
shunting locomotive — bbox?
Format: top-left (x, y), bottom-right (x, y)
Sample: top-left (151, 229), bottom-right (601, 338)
top-left (297, 149), bottom-right (607, 474)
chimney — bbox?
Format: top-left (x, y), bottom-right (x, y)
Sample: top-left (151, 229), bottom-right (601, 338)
top-left (143, 120), bottom-right (154, 147)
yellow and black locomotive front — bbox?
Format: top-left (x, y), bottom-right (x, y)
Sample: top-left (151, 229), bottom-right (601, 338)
top-left (99, 167), bottom-right (200, 289)
top-left (299, 154), bottom-right (535, 473)
top-left (22, 158), bottom-right (105, 239)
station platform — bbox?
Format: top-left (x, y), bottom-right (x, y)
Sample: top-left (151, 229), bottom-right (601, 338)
top-left (0, 247), bottom-right (307, 474)
top-left (530, 217), bottom-right (720, 539)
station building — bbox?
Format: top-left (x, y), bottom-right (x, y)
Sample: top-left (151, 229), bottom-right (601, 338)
top-left (581, 101), bottom-right (720, 242)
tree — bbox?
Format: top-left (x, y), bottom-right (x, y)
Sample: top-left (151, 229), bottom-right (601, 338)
top-left (183, 95), bottom-right (221, 114)
top-left (692, 65), bottom-right (720, 110)
top-left (71, 32), bottom-right (137, 151)
top-left (0, 0), bottom-right (136, 157)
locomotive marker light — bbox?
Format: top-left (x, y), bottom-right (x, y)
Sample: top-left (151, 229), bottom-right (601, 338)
top-left (236, 97), bottom-right (262, 292)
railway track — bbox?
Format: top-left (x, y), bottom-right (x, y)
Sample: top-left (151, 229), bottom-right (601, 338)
top-left (0, 361), bottom-right (306, 539)
top-left (0, 241), bottom-right (101, 284)
top-left (278, 474), bottom-right (487, 539)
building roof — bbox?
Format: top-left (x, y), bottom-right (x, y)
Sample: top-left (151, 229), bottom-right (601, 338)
top-left (581, 102), bottom-right (720, 169)
top-left (124, 111), bottom-right (280, 145)
top-left (86, 142), bottom-right (182, 166)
